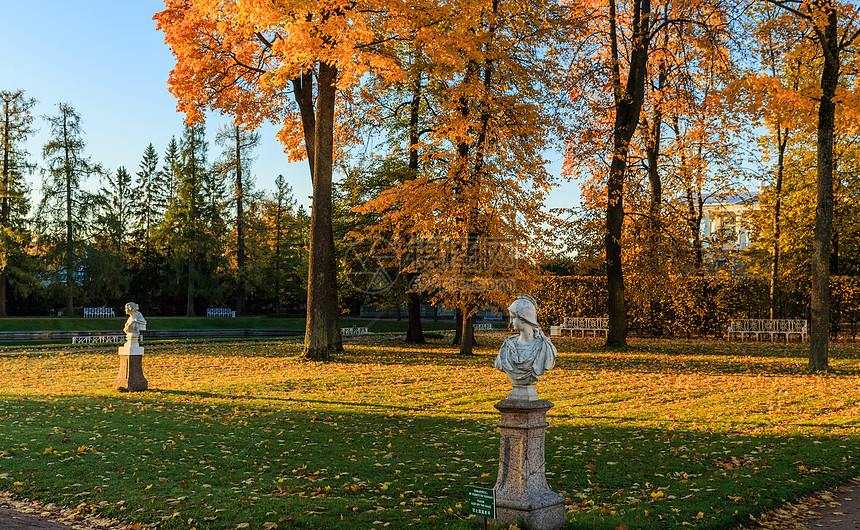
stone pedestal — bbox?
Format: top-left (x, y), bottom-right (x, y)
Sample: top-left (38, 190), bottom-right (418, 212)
top-left (113, 341), bottom-right (147, 392)
top-left (493, 399), bottom-right (565, 530)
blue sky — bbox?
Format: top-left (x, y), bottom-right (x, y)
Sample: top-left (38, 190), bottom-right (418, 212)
top-left (2, 1), bottom-right (573, 212)
top-left (2, 1), bottom-right (310, 205)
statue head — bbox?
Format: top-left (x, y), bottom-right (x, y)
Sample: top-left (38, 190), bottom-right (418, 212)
top-left (507, 294), bottom-right (540, 330)
top-left (125, 302), bottom-right (139, 315)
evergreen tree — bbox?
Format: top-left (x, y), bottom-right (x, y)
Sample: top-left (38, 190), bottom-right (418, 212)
top-left (132, 143), bottom-right (166, 248)
top-left (173, 123), bottom-right (209, 316)
top-left (161, 137), bottom-right (182, 208)
top-left (0, 90), bottom-right (36, 317)
top-left (263, 174), bottom-right (306, 314)
top-left (96, 166), bottom-right (133, 252)
top-left (81, 166), bottom-right (133, 306)
top-left (37, 103), bottom-right (100, 317)
top-left (215, 122), bottom-right (260, 315)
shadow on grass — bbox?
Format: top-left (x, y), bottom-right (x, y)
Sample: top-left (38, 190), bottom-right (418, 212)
top-left (0, 393), bottom-right (858, 529)
top-left (151, 388), bottom-right (433, 412)
top-left (334, 336), bottom-right (860, 377)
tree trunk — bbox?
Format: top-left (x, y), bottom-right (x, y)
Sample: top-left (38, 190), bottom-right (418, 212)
top-left (770, 127), bottom-right (788, 319)
top-left (0, 108), bottom-right (9, 318)
top-left (606, 154), bottom-right (628, 346)
top-left (186, 254), bottom-right (195, 317)
top-left (405, 280), bottom-right (425, 344)
top-left (235, 126), bottom-right (246, 316)
top-left (303, 62), bottom-right (342, 360)
top-left (63, 112), bottom-right (74, 318)
top-left (452, 309), bottom-right (463, 345)
top-left (809, 6), bottom-right (838, 372)
top-left (644, 94), bottom-right (663, 335)
top-left (459, 309), bottom-right (475, 355)
top-left (605, 0), bottom-right (650, 347)
top-left (404, 76), bottom-right (425, 345)
top-left (0, 267), bottom-right (7, 318)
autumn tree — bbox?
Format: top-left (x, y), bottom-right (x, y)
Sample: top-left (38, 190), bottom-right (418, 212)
top-left (763, 0), bottom-right (860, 370)
top-left (566, 0), bottom-right (751, 342)
top-left (745, 3), bottom-right (808, 318)
top-left (565, 0), bottom-right (653, 347)
top-left (0, 90), bottom-right (36, 317)
top-left (359, 0), bottom-right (574, 355)
top-left (155, 0), bottom-right (440, 359)
top-left (37, 103), bottom-right (101, 317)
top-left (215, 121), bottom-right (260, 315)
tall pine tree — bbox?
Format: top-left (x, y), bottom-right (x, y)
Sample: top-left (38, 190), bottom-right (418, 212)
top-left (0, 90), bottom-right (36, 317)
top-left (37, 103), bottom-right (100, 317)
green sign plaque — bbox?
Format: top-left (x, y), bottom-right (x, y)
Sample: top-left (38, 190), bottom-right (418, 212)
top-left (467, 485), bottom-right (495, 519)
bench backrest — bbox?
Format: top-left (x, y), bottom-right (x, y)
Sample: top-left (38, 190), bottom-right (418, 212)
top-left (562, 317), bottom-right (609, 329)
top-left (207, 308), bottom-right (235, 317)
top-left (729, 319), bottom-right (807, 332)
top-left (83, 307), bottom-right (115, 318)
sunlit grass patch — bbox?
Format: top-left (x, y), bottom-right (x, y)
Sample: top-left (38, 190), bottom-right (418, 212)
top-left (0, 335), bottom-right (858, 528)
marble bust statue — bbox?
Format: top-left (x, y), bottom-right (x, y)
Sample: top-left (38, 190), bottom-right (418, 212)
top-left (494, 294), bottom-right (557, 401)
top-left (123, 302), bottom-right (147, 342)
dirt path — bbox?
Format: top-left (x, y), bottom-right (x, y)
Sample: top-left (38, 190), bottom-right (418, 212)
top-left (0, 492), bottom-right (146, 530)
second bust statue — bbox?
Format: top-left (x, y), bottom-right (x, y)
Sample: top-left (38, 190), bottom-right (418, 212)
top-left (494, 294), bottom-right (557, 401)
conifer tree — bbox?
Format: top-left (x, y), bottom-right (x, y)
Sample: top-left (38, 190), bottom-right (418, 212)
top-left (215, 122), bottom-right (260, 315)
top-left (133, 143), bottom-right (166, 249)
top-left (0, 90), bottom-right (36, 317)
top-left (37, 103), bottom-right (100, 317)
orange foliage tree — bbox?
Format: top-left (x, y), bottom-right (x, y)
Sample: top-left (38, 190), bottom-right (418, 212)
top-left (356, 0), bottom-right (574, 355)
top-left (565, 0), bottom-right (742, 344)
top-left (156, 0), bottom-right (426, 359)
top-left (748, 0), bottom-right (860, 370)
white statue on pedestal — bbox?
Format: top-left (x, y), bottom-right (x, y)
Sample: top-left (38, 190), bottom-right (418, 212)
top-left (494, 294), bottom-right (557, 401)
top-left (121, 302), bottom-right (146, 353)
top-left (115, 302), bottom-right (148, 391)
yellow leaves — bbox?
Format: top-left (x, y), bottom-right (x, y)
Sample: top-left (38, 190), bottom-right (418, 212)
top-left (650, 490), bottom-right (665, 500)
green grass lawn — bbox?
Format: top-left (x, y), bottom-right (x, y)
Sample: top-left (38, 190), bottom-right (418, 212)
top-left (1, 336), bottom-right (859, 529)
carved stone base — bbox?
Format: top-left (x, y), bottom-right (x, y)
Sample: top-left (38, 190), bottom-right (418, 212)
top-left (114, 350), bottom-right (147, 392)
top-left (493, 399), bottom-right (565, 530)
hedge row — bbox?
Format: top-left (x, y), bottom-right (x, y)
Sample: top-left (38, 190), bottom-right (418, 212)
top-left (532, 275), bottom-right (860, 339)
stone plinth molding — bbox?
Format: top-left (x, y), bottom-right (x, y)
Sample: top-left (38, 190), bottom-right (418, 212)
top-left (493, 398), bottom-right (565, 530)
top-left (114, 341), bottom-right (147, 392)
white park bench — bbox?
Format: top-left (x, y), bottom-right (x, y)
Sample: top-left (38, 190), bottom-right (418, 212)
top-left (726, 319), bottom-right (808, 342)
top-left (550, 317), bottom-right (609, 337)
top-left (207, 308), bottom-right (236, 318)
top-left (72, 335), bottom-right (125, 344)
top-left (473, 322), bottom-right (493, 331)
top-left (341, 327), bottom-right (368, 336)
top-left (83, 307), bottom-right (116, 318)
